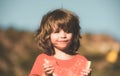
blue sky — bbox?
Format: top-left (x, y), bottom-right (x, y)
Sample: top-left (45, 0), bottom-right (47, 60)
top-left (0, 0), bottom-right (120, 41)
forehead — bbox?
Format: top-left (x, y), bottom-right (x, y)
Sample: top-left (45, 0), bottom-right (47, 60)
top-left (51, 25), bottom-right (74, 34)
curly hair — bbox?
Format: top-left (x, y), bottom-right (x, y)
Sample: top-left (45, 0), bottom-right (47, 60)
top-left (35, 8), bottom-right (81, 55)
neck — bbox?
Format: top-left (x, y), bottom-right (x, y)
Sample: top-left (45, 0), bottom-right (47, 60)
top-left (54, 48), bottom-right (74, 60)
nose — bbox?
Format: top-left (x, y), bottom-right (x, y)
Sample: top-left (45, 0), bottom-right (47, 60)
top-left (59, 30), bottom-right (66, 38)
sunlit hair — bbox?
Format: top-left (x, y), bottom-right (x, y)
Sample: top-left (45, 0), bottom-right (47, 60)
top-left (35, 8), bottom-right (81, 55)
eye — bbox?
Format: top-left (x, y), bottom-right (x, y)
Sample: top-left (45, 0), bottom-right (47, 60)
top-left (65, 30), bottom-right (72, 33)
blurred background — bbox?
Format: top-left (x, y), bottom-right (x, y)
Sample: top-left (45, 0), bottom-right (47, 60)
top-left (0, 0), bottom-right (120, 76)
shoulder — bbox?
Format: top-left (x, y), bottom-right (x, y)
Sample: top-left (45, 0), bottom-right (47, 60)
top-left (36, 53), bottom-right (48, 60)
top-left (34, 53), bottom-right (49, 64)
top-left (36, 53), bottom-right (52, 61)
top-left (29, 53), bottom-right (48, 75)
top-left (75, 54), bottom-right (88, 61)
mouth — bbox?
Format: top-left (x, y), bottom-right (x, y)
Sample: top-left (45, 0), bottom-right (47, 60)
top-left (58, 40), bottom-right (68, 42)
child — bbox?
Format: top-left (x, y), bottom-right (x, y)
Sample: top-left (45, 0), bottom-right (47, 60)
top-left (29, 8), bottom-right (91, 76)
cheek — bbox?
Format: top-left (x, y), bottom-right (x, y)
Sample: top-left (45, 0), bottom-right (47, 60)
top-left (67, 34), bottom-right (73, 40)
top-left (51, 34), bottom-right (58, 39)
top-left (50, 34), bottom-right (58, 42)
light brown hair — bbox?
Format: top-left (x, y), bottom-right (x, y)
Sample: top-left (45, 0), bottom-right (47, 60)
top-left (35, 8), bottom-right (81, 55)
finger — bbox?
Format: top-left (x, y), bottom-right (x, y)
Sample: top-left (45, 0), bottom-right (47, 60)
top-left (81, 69), bottom-right (91, 76)
top-left (44, 58), bottom-right (49, 64)
top-left (44, 67), bottom-right (54, 72)
top-left (44, 67), bottom-right (54, 74)
top-left (43, 63), bottom-right (52, 67)
top-left (83, 69), bottom-right (91, 72)
top-left (43, 64), bottom-right (53, 70)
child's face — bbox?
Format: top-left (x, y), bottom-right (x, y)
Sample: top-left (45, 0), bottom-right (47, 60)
top-left (50, 29), bottom-right (73, 51)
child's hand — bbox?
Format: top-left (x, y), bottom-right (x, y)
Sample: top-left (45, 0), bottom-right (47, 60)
top-left (81, 61), bottom-right (92, 76)
top-left (43, 59), bottom-right (54, 76)
top-left (81, 68), bottom-right (92, 76)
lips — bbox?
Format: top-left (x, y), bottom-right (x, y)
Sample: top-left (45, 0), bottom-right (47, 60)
top-left (57, 41), bottom-right (68, 43)
top-left (57, 39), bottom-right (68, 42)
top-left (56, 40), bottom-right (70, 45)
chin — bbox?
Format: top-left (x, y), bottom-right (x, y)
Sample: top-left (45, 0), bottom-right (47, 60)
top-left (57, 46), bottom-right (69, 51)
